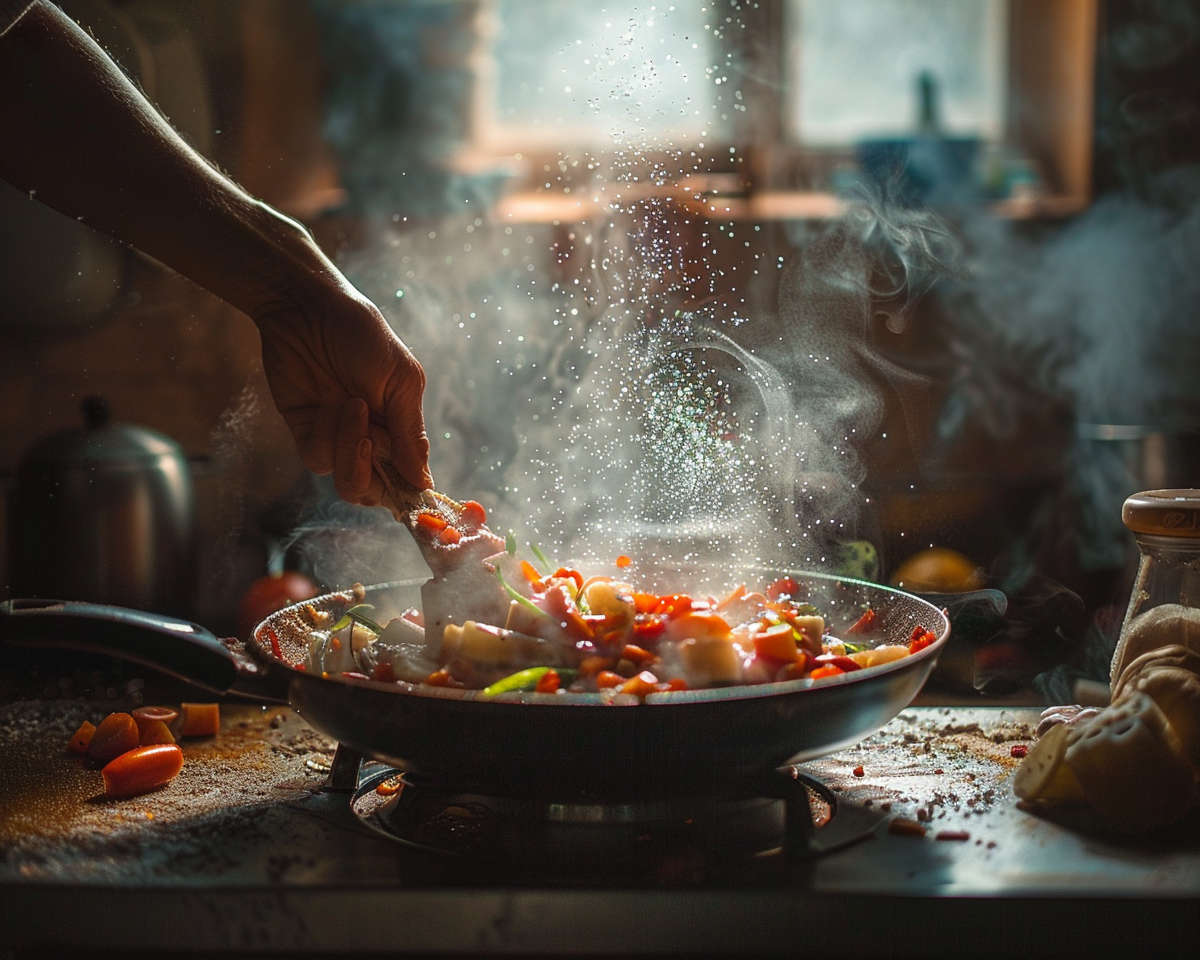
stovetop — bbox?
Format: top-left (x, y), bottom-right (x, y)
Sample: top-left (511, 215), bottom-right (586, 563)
top-left (1, 658), bottom-right (1198, 958)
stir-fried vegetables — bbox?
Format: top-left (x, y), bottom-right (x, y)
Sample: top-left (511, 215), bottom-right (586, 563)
top-left (302, 523), bottom-right (940, 698)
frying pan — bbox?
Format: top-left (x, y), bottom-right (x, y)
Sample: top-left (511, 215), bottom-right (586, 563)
top-left (0, 571), bottom-right (949, 800)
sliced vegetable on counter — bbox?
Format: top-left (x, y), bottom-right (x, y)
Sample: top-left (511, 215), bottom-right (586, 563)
top-left (86, 712), bottom-right (140, 764)
top-left (179, 703), bottom-right (220, 737)
top-left (101, 744), bottom-right (184, 799)
top-left (66, 720), bottom-right (96, 755)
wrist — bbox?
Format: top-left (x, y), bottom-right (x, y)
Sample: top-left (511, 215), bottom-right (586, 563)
top-left (225, 200), bottom-right (346, 326)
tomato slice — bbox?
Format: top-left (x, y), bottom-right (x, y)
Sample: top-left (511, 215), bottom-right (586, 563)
top-left (460, 500), bottom-right (488, 527)
top-left (846, 608), bottom-right (879, 635)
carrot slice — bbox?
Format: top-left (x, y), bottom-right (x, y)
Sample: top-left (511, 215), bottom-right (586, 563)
top-left (101, 744), bottom-right (184, 799)
top-left (132, 705), bottom-right (179, 727)
top-left (138, 719), bottom-right (176, 745)
top-left (615, 555), bottom-right (633, 569)
top-left (416, 512), bottom-right (449, 533)
top-left (619, 671), bottom-right (659, 698)
top-left (87, 712), bottom-right (141, 764)
top-left (179, 703), bottom-right (220, 737)
top-left (438, 525), bottom-right (462, 545)
top-left (67, 720), bottom-right (96, 755)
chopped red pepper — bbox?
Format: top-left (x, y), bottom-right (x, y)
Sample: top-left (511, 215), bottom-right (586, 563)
top-left (1010, 744), bottom-right (1029, 759)
top-left (535, 669), bottom-right (561, 694)
top-left (766, 576), bottom-right (800, 601)
top-left (520, 560), bottom-right (542, 584)
top-left (631, 615), bottom-right (667, 644)
top-left (553, 567), bottom-right (584, 592)
top-left (654, 594), bottom-right (693, 617)
top-left (908, 626), bottom-right (937, 654)
top-left (633, 592), bottom-right (661, 614)
top-left (266, 626), bottom-right (284, 661)
top-left (439, 526), bottom-right (462, 545)
top-left (846, 608), bottom-right (879, 635)
top-left (810, 664), bottom-right (845, 680)
top-left (816, 657), bottom-right (864, 672)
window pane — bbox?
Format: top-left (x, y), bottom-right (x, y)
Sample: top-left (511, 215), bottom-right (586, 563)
top-left (489, 1), bottom-right (733, 147)
top-left (788, 0), bottom-right (1007, 145)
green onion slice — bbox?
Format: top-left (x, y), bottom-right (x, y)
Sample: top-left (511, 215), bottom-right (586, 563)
top-left (496, 569), bottom-right (553, 620)
top-left (331, 604), bottom-right (383, 634)
top-left (530, 544), bottom-right (552, 573)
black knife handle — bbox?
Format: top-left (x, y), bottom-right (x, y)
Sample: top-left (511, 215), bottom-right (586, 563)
top-left (0, 598), bottom-right (239, 694)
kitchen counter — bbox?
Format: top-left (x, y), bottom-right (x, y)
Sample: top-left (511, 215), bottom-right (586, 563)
top-left (1, 675), bottom-right (1198, 958)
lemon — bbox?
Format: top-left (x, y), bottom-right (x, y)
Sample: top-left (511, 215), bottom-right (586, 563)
top-left (889, 547), bottom-right (985, 593)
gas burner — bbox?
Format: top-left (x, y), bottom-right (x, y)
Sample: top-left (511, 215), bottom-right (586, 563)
top-left (305, 744), bottom-right (882, 877)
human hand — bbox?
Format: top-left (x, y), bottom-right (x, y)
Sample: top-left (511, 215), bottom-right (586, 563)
top-left (254, 284), bottom-right (432, 506)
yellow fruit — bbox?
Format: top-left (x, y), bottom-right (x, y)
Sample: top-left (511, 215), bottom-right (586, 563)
top-left (890, 547), bottom-right (985, 593)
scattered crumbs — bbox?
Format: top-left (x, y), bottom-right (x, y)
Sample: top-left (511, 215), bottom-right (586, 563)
top-left (887, 818), bottom-right (927, 838)
top-left (935, 830), bottom-right (970, 842)
top-left (987, 841), bottom-right (998, 849)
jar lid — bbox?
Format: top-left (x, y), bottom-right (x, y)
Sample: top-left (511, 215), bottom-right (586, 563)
top-left (1122, 490), bottom-right (1200, 537)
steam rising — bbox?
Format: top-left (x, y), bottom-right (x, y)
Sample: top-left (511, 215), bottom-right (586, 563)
top-left (288, 3), bottom-right (966, 588)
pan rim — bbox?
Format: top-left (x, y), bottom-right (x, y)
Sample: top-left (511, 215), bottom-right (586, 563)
top-left (252, 569), bottom-right (951, 707)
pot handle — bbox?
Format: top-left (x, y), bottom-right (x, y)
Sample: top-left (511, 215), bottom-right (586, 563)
top-left (0, 598), bottom-right (240, 695)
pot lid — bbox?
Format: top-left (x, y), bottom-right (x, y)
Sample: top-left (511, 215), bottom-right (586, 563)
top-left (19, 396), bottom-right (184, 467)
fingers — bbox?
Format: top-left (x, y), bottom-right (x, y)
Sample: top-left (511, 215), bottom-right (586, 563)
top-left (331, 398), bottom-right (380, 505)
top-left (386, 350), bottom-right (434, 491)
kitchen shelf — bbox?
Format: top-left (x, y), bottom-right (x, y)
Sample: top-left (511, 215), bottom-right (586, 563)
top-left (494, 186), bottom-right (1090, 224)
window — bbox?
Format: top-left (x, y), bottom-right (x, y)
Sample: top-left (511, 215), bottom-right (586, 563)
top-left (472, 0), bottom-right (1096, 219)
top-left (786, 0), bottom-right (1007, 146)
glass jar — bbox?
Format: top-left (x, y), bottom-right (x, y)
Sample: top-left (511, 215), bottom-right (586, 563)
top-left (1113, 489), bottom-right (1200, 683)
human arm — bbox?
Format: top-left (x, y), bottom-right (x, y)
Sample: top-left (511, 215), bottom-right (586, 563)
top-left (0, 0), bottom-right (431, 499)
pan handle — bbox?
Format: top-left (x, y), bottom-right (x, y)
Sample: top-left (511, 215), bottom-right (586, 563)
top-left (0, 598), bottom-right (240, 695)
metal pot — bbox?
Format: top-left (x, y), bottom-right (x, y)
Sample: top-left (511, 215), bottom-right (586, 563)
top-left (7, 396), bottom-right (194, 616)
